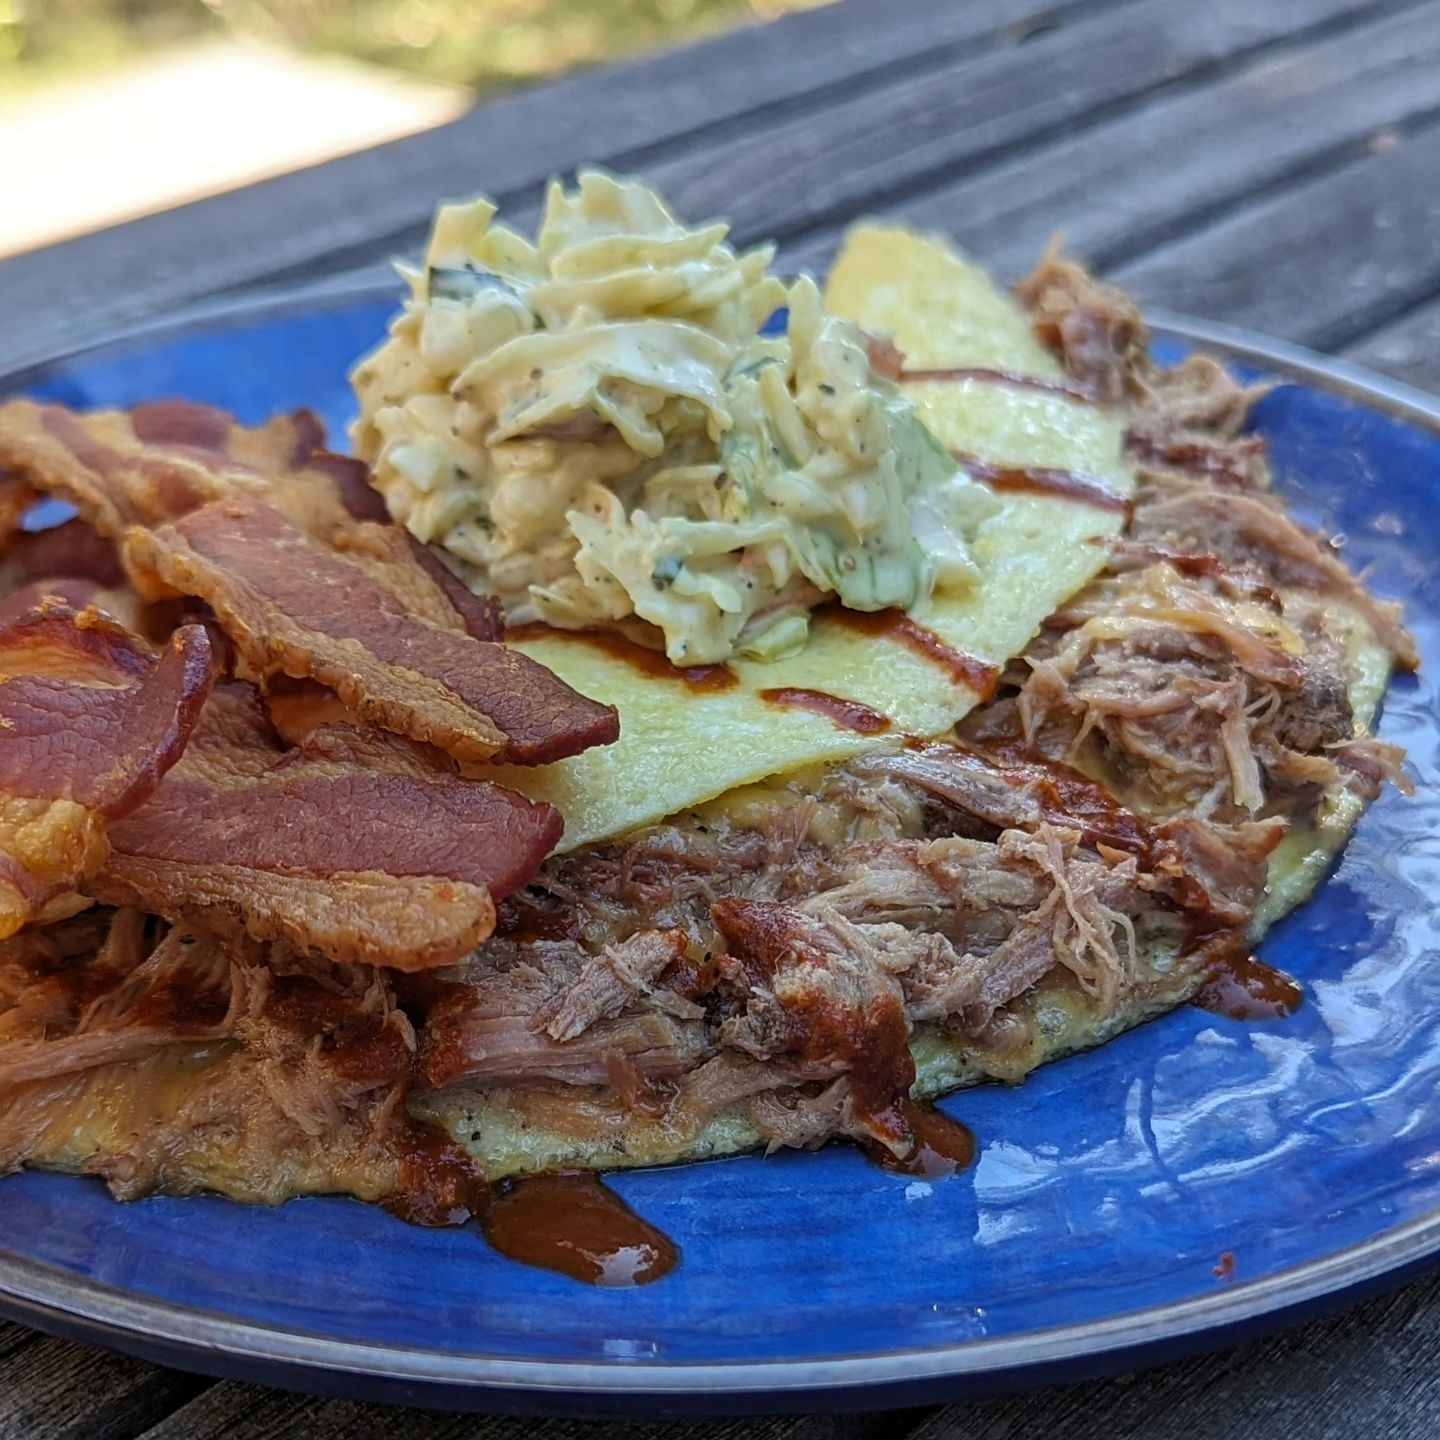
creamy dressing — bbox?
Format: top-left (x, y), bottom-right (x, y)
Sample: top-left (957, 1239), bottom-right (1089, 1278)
top-left (351, 172), bottom-right (995, 664)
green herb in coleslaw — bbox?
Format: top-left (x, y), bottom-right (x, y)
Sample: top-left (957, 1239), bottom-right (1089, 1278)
top-left (350, 171), bottom-right (994, 664)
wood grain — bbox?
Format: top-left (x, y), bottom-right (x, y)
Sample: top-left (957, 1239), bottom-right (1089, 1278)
top-left (783, 0), bottom-right (1440, 280)
top-left (1343, 291), bottom-right (1440, 393)
top-left (914, 1270), bottom-right (1440, 1440)
top-left (1113, 120), bottom-right (1440, 349)
top-left (321, 0), bottom-right (1394, 297)
top-left (0, 1335), bottom-right (206, 1440)
top-left (643, 0), bottom-right (1388, 255)
top-left (0, 0), bottom-right (1117, 378)
top-left (0, 1323), bottom-right (37, 1366)
top-left (139, 1385), bottom-right (921, 1438)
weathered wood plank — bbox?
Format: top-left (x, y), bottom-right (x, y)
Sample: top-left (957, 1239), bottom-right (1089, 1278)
top-left (6, 0), bottom-right (1427, 382)
top-left (0, 1335), bottom-right (207, 1440)
top-left (783, 0), bottom-right (1440, 282)
top-left (1112, 120), bottom-right (1440, 350)
top-left (912, 1270), bottom-right (1440, 1440)
top-left (1343, 291), bottom-right (1440, 396)
top-left (0, 0), bottom-right (1119, 378)
top-left (0, 1322), bottom-right (38, 1365)
top-left (329, 0), bottom-right (1390, 303)
top-left (642, 0), bottom-right (1388, 257)
top-left (69, 1269), bottom-right (1440, 1437)
top-left (139, 1384), bottom-right (921, 1439)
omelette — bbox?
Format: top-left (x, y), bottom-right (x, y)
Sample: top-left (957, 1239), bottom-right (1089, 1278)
top-left (0, 176), bottom-right (1413, 1254)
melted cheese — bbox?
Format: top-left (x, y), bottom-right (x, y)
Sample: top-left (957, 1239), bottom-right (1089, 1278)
top-left (493, 226), bottom-right (1133, 849)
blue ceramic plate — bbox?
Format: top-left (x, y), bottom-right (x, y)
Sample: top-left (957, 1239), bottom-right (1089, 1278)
top-left (0, 285), bottom-right (1437, 1416)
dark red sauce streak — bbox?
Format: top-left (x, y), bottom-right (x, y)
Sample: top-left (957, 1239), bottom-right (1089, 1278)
top-left (900, 366), bottom-right (1098, 405)
top-left (821, 605), bottom-right (999, 699)
top-left (1125, 429), bottom-right (1267, 489)
top-left (759, 686), bottom-right (891, 734)
top-left (385, 1122), bottom-right (678, 1286)
top-left (955, 737), bottom-right (1153, 855)
top-left (1193, 950), bottom-right (1303, 1022)
top-left (483, 1172), bottom-right (679, 1286)
top-left (864, 1102), bottom-right (976, 1178)
top-left (384, 1119), bottom-right (492, 1228)
top-left (954, 451), bottom-right (1132, 517)
top-left (506, 621), bottom-right (738, 692)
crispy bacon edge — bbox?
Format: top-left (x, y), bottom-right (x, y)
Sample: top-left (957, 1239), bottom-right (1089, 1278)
top-left (98, 684), bottom-right (565, 971)
top-left (0, 398), bottom-right (618, 765)
top-left (0, 604), bottom-right (214, 936)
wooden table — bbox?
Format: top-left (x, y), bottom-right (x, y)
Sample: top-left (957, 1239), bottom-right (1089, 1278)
top-left (2, 0), bottom-right (1439, 1432)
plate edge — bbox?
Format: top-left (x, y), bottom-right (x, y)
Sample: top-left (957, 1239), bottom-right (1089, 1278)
top-left (0, 279), bottom-right (1437, 1402)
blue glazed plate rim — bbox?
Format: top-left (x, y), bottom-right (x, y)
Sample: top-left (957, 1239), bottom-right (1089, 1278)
top-left (1, 282), bottom-right (1438, 1404)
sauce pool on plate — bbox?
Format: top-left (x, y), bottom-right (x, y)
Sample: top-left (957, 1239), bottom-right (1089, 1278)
top-left (483, 1172), bottom-right (679, 1286)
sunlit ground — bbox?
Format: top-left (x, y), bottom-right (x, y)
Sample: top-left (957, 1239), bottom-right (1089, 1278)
top-left (0, 41), bottom-right (467, 258)
top-left (0, 0), bottom-right (833, 259)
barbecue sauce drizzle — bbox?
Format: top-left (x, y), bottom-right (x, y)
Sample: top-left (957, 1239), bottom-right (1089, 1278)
top-left (899, 365), bottom-right (1098, 404)
top-left (397, 1102), bottom-right (976, 1289)
top-left (864, 1103), bottom-right (976, 1178)
top-left (866, 333), bottom-right (1099, 406)
top-left (759, 686), bottom-right (891, 733)
top-left (1192, 948), bottom-right (1303, 1022)
top-left (386, 1119), bottom-right (492, 1228)
top-left (386, 1122), bottom-right (679, 1286)
top-left (952, 451), bottom-right (1132, 516)
top-left (506, 621), bottom-right (738, 691)
top-left (511, 614), bottom-right (996, 702)
top-left (821, 606), bottom-right (1000, 697)
top-left (865, 336), bottom-right (1129, 513)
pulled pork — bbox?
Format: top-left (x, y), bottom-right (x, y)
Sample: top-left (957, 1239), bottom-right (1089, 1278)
top-left (0, 251), bottom-right (1412, 1202)
top-left (406, 249), bottom-right (1411, 1170)
top-left (0, 908), bottom-right (484, 1215)
top-left (415, 739), bottom-right (1279, 1161)
top-left (993, 251), bottom-right (1413, 822)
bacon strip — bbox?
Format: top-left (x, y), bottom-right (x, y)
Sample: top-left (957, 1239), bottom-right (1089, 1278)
top-left (97, 684), bottom-right (564, 971)
top-left (125, 499), bottom-right (612, 764)
top-left (311, 451), bottom-right (506, 642)
top-left (0, 399), bottom-right (617, 764)
top-left (1, 517), bottom-right (126, 589)
top-left (1, 511), bottom-right (168, 635)
top-left (0, 605), bottom-right (214, 937)
top-left (0, 578), bottom-right (103, 626)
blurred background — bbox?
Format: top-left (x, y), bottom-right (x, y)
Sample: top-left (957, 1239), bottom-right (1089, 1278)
top-left (0, 0), bottom-right (833, 258)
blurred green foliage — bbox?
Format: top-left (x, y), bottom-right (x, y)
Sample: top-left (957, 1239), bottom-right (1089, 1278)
top-left (0, 0), bottom-right (831, 93)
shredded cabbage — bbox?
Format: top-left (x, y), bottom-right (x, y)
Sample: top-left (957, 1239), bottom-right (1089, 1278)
top-left (351, 171), bottom-right (995, 663)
